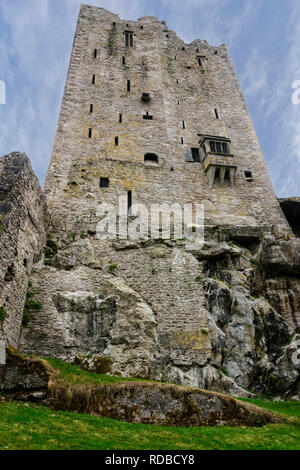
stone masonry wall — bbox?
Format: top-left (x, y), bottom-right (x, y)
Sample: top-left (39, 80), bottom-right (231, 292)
top-left (0, 152), bottom-right (49, 348)
top-left (44, 5), bottom-right (287, 235)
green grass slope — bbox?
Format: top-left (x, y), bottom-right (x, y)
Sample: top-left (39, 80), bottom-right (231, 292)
top-left (0, 398), bottom-right (299, 450)
top-left (0, 357), bottom-right (299, 450)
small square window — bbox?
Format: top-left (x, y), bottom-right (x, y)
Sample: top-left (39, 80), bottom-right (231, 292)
top-left (245, 171), bottom-right (253, 180)
top-left (100, 177), bottom-right (109, 188)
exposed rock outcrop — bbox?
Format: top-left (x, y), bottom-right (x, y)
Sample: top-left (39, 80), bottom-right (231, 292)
top-left (51, 381), bottom-right (280, 427)
top-left (0, 152), bottom-right (49, 348)
top-left (19, 224), bottom-right (300, 398)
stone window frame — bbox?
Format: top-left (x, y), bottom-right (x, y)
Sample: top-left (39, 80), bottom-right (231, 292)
top-left (124, 30), bottom-right (134, 48)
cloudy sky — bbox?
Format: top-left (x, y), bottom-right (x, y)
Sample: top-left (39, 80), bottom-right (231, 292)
top-left (0, 0), bottom-right (299, 196)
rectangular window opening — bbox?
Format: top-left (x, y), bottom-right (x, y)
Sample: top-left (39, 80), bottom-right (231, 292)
top-left (125, 31), bottom-right (134, 48)
top-left (90, 104), bottom-right (93, 113)
top-left (93, 49), bottom-right (98, 59)
top-left (119, 113), bottom-right (122, 123)
top-left (100, 177), bottom-right (109, 188)
top-left (88, 128), bottom-right (92, 138)
top-left (209, 141), bottom-right (216, 153)
top-left (214, 108), bottom-right (219, 119)
top-left (191, 147), bottom-right (200, 162)
top-left (122, 56), bottom-right (126, 65)
top-left (245, 171), bottom-right (253, 180)
top-left (182, 120), bottom-right (185, 129)
top-left (181, 137), bottom-right (184, 144)
top-left (143, 111), bottom-right (153, 120)
top-left (115, 137), bottom-right (119, 146)
top-left (127, 80), bottom-right (131, 92)
top-left (222, 142), bottom-right (228, 154)
top-left (92, 74), bottom-right (95, 84)
top-left (216, 142), bottom-right (221, 153)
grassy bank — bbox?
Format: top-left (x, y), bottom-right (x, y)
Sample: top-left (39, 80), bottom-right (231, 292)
top-left (0, 398), bottom-right (299, 450)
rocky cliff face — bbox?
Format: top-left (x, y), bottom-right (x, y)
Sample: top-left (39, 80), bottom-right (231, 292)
top-left (19, 222), bottom-right (300, 398)
top-left (0, 152), bottom-right (49, 348)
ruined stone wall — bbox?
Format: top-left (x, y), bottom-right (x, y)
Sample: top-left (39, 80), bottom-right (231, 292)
top-left (44, 4), bottom-right (287, 235)
top-left (0, 152), bottom-right (49, 348)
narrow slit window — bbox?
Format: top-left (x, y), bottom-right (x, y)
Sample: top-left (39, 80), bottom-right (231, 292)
top-left (115, 137), bottom-right (119, 146)
top-left (92, 74), bottom-right (95, 84)
top-left (197, 57), bottom-right (202, 66)
top-left (177, 100), bottom-right (180, 105)
top-left (122, 56), bottom-right (126, 65)
top-left (182, 120), bottom-right (185, 129)
top-left (127, 80), bottom-right (130, 92)
top-left (181, 137), bottom-right (184, 144)
top-left (93, 49), bottom-right (98, 59)
top-left (119, 113), bottom-right (122, 123)
top-left (176, 79), bottom-right (179, 84)
top-left (127, 190), bottom-right (132, 212)
top-left (100, 177), bottom-right (109, 188)
top-left (88, 128), bottom-right (92, 138)
top-left (90, 104), bottom-right (93, 113)
top-left (214, 108), bottom-right (219, 119)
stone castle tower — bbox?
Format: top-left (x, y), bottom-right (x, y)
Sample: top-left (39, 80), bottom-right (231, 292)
top-left (44, 4), bottom-right (285, 233)
top-left (1, 4), bottom-right (298, 398)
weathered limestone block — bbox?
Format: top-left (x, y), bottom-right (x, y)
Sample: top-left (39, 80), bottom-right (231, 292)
top-left (156, 364), bottom-right (253, 398)
top-left (0, 346), bottom-right (52, 395)
top-left (51, 381), bottom-right (280, 427)
top-left (19, 265), bottom-right (158, 379)
top-left (52, 238), bottom-right (100, 269)
top-left (189, 241), bottom-right (241, 260)
top-left (258, 235), bottom-right (300, 276)
top-left (0, 152), bottom-right (49, 348)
